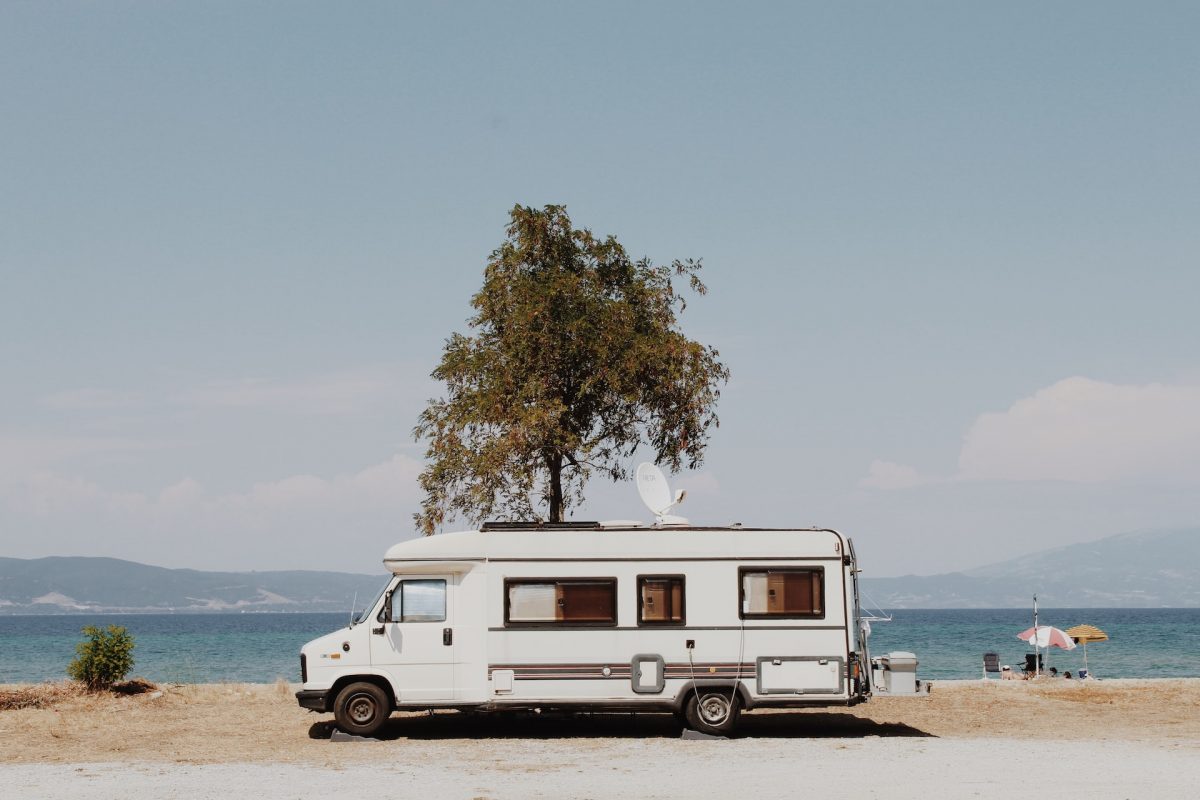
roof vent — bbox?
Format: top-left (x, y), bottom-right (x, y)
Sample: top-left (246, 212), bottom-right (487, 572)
top-left (480, 521), bottom-right (601, 532)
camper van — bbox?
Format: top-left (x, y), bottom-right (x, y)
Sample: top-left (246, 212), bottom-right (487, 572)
top-left (295, 516), bottom-right (923, 736)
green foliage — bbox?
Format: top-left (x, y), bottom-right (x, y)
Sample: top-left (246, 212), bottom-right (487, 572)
top-left (67, 625), bottom-right (135, 690)
top-left (414, 204), bottom-right (730, 533)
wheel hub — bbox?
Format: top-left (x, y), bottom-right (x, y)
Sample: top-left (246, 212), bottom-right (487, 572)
top-left (348, 695), bottom-right (376, 723)
top-left (699, 694), bottom-right (730, 725)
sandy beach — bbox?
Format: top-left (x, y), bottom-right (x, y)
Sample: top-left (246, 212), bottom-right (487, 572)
top-left (2, 678), bottom-right (1198, 798)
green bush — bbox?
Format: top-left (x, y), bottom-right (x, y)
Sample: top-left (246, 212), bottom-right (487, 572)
top-left (67, 625), bottom-right (135, 690)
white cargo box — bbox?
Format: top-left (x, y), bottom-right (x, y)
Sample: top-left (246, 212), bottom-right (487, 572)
top-left (871, 651), bottom-right (927, 695)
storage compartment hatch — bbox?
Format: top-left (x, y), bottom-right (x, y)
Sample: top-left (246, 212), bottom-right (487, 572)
top-left (756, 656), bottom-right (844, 695)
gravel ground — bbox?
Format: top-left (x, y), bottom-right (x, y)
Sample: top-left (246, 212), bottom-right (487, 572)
top-left (4, 738), bottom-right (1197, 800)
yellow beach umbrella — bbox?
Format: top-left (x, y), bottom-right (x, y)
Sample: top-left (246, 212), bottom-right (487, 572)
top-left (1066, 624), bottom-right (1109, 675)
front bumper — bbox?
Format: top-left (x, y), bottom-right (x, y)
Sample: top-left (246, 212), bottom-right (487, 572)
top-left (295, 689), bottom-right (330, 712)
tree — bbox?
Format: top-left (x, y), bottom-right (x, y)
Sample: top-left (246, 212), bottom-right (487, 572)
top-left (67, 625), bottom-right (135, 690)
top-left (413, 204), bottom-right (729, 534)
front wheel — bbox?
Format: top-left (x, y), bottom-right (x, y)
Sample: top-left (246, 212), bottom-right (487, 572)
top-left (684, 689), bottom-right (741, 736)
top-left (333, 682), bottom-right (391, 737)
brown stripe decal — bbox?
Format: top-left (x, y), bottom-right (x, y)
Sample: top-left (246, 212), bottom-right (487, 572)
top-left (489, 663), bottom-right (757, 680)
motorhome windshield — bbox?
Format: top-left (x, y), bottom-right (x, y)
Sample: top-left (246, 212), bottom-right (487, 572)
top-left (352, 578), bottom-right (392, 626)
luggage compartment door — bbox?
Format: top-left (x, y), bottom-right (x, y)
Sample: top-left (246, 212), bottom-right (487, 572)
top-left (756, 656), bottom-right (844, 695)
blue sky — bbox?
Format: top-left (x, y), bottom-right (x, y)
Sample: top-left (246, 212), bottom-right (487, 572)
top-left (2, 2), bottom-right (1198, 575)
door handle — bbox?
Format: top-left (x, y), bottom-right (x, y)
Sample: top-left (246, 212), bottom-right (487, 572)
top-left (442, 627), bottom-right (453, 646)
top-left (372, 626), bottom-right (385, 635)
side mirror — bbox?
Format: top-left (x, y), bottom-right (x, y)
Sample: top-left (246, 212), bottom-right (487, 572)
top-left (378, 590), bottom-right (393, 623)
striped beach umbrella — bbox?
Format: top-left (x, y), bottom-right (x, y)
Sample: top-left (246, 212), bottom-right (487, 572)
top-left (1066, 624), bottom-right (1108, 676)
top-left (1017, 625), bottom-right (1076, 675)
top-left (1017, 625), bottom-right (1077, 650)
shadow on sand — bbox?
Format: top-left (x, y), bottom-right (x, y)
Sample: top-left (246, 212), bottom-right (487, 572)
top-left (308, 710), bottom-right (933, 741)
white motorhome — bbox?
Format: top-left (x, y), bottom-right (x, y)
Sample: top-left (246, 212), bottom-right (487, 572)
top-left (295, 519), bottom-right (923, 736)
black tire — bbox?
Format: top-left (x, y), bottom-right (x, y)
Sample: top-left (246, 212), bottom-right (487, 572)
top-left (684, 688), bottom-right (741, 736)
top-left (333, 681), bottom-right (391, 737)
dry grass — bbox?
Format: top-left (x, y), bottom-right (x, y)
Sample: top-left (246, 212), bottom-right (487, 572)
top-left (0, 682), bottom-right (83, 711)
top-left (0, 679), bottom-right (158, 711)
top-left (111, 678), bottom-right (159, 696)
top-left (850, 678), bottom-right (1200, 741)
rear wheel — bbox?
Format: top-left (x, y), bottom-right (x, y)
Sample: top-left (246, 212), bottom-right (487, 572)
top-left (333, 682), bottom-right (391, 737)
top-left (684, 689), bottom-right (741, 736)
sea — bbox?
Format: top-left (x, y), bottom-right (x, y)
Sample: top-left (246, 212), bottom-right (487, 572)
top-left (0, 608), bottom-right (1196, 684)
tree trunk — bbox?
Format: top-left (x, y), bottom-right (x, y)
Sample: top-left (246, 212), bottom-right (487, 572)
top-left (547, 451), bottom-right (564, 522)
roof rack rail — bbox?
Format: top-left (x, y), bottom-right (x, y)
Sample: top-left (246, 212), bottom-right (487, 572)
top-left (480, 521), bottom-right (602, 532)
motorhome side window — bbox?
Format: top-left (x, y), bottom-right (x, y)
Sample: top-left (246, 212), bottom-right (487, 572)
top-left (739, 568), bottom-right (824, 619)
top-left (505, 579), bottom-right (617, 626)
top-left (386, 579), bottom-right (447, 622)
top-left (637, 575), bottom-right (685, 625)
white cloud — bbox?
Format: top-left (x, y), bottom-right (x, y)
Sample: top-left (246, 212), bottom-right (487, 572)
top-left (958, 377), bottom-right (1200, 483)
top-left (38, 363), bottom-right (437, 419)
top-left (861, 377), bottom-right (1200, 490)
top-left (158, 477), bottom-right (205, 508)
top-left (1, 454), bottom-right (425, 571)
top-left (42, 388), bottom-right (145, 410)
top-left (7, 454), bottom-right (422, 526)
top-left (18, 471), bottom-right (150, 516)
top-left (180, 365), bottom-right (432, 415)
top-left (0, 435), bottom-right (172, 483)
top-left (8, 363), bottom-right (439, 569)
top-left (216, 455), bottom-right (422, 513)
top-left (675, 470), bottom-right (720, 495)
top-left (859, 460), bottom-right (926, 490)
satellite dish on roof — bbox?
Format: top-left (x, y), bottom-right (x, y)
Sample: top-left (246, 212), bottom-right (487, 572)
top-left (635, 462), bottom-right (689, 526)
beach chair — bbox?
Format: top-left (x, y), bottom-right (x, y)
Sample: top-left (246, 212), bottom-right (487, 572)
top-left (982, 652), bottom-right (1001, 679)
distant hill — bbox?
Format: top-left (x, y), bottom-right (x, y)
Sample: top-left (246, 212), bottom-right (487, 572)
top-left (861, 527), bottom-right (1200, 608)
top-left (0, 556), bottom-right (386, 614)
top-left (3, 526), bottom-right (1197, 612)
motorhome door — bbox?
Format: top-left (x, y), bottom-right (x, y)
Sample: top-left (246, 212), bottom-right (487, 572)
top-left (846, 538), bottom-right (870, 692)
top-left (370, 575), bottom-right (455, 702)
